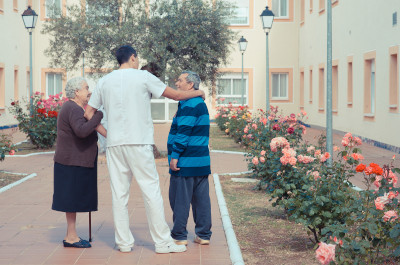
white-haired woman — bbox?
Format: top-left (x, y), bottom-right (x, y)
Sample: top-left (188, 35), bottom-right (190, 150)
top-left (52, 77), bottom-right (106, 248)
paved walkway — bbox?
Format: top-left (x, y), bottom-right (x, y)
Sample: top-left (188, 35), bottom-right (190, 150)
top-left (0, 123), bottom-right (398, 265)
top-left (0, 124), bottom-right (248, 265)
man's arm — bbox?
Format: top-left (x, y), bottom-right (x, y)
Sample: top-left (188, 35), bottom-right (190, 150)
top-left (96, 124), bottom-right (107, 138)
top-left (84, 105), bottom-right (97, 120)
top-left (169, 105), bottom-right (197, 171)
top-left (162, 86), bottom-right (205, 101)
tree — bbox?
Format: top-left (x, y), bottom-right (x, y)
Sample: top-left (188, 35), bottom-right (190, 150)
top-left (41, 0), bottom-right (235, 89)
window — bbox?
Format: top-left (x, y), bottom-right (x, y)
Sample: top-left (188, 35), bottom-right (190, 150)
top-left (13, 0), bottom-right (18, 12)
top-left (347, 59), bottom-right (353, 106)
top-left (86, 0), bottom-right (117, 25)
top-left (319, 0), bottom-right (325, 13)
top-left (225, 0), bottom-right (249, 25)
top-left (394, 12), bottom-right (398, 27)
top-left (46, 73), bottom-right (63, 96)
top-left (272, 0), bottom-right (288, 18)
top-left (45, 0), bottom-right (62, 18)
top-left (272, 73), bottom-right (288, 99)
top-left (216, 73), bottom-right (248, 105)
top-left (14, 67), bottom-right (19, 101)
top-left (332, 64), bottom-right (338, 112)
top-left (319, 66), bottom-right (324, 111)
top-left (300, 0), bottom-right (305, 23)
top-left (389, 49), bottom-right (398, 111)
top-left (309, 68), bottom-right (313, 103)
top-left (0, 64), bottom-right (4, 109)
top-left (364, 58), bottom-right (376, 115)
top-left (300, 70), bottom-right (304, 108)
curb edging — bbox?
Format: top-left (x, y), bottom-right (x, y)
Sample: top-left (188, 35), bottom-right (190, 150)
top-left (213, 173), bottom-right (245, 265)
top-left (0, 173), bottom-right (37, 194)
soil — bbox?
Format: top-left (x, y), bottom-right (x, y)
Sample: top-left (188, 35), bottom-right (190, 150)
top-left (0, 172), bottom-right (28, 189)
top-left (219, 174), bottom-right (319, 265)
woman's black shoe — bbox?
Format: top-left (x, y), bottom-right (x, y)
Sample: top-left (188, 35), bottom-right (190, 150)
top-left (63, 238), bottom-right (92, 248)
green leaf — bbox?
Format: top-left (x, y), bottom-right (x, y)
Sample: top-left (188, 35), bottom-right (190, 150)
top-left (390, 226), bottom-right (400, 238)
top-left (367, 222), bottom-right (378, 235)
top-left (394, 246), bottom-right (400, 257)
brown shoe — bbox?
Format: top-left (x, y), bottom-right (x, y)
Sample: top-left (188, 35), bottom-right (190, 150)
top-left (174, 239), bottom-right (188, 246)
top-left (194, 236), bottom-right (210, 245)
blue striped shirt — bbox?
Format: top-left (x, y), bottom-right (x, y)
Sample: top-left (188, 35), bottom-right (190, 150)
top-left (167, 97), bottom-right (211, 177)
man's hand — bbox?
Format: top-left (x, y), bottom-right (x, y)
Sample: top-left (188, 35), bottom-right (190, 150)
top-left (84, 105), bottom-right (97, 120)
top-left (170, 158), bottom-right (180, 171)
top-left (199, 90), bottom-right (205, 100)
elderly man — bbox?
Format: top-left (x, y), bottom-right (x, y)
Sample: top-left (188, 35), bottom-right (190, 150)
top-left (168, 71), bottom-right (212, 246)
top-left (84, 45), bottom-right (205, 254)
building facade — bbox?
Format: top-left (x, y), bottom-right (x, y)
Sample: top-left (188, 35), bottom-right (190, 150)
top-left (0, 0), bottom-right (399, 148)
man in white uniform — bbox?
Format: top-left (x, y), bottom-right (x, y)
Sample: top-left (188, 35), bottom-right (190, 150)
top-left (85, 45), bottom-right (205, 253)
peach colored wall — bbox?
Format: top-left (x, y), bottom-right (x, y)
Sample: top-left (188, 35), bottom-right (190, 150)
top-left (299, 0), bottom-right (400, 147)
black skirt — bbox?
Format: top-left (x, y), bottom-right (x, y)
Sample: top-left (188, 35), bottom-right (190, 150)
top-left (52, 156), bottom-right (98, 213)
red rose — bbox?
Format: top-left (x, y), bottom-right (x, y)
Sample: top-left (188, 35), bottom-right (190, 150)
top-left (287, 127), bottom-right (294, 134)
top-left (356, 163), bottom-right (366, 172)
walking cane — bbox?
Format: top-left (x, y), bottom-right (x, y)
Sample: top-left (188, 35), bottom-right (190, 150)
top-left (89, 211), bottom-right (92, 242)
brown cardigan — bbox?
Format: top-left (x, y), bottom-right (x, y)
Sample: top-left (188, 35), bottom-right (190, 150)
top-left (54, 100), bottom-right (103, 168)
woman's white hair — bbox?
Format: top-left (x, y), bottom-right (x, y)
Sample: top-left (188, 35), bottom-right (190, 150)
top-left (65, 77), bottom-right (87, 99)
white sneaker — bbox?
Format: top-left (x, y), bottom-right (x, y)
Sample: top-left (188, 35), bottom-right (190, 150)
top-left (155, 243), bottom-right (187, 254)
top-left (118, 246), bottom-right (132, 253)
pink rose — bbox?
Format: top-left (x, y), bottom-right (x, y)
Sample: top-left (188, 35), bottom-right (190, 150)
top-left (252, 157), bottom-right (259, 166)
top-left (315, 242), bottom-right (335, 265)
top-left (260, 150), bottom-right (266, 156)
top-left (259, 156), bottom-right (265, 163)
top-left (272, 124), bottom-right (280, 131)
top-left (383, 210), bottom-right (398, 222)
top-left (9, 150), bottom-right (15, 155)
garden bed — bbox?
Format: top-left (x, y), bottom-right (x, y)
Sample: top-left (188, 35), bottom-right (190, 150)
top-left (210, 124), bottom-right (318, 264)
top-left (209, 125), bottom-right (245, 152)
top-left (0, 172), bottom-right (28, 189)
top-left (219, 174), bottom-right (318, 265)
top-left (13, 141), bottom-right (56, 155)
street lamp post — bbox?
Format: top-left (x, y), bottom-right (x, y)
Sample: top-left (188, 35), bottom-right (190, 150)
top-left (326, 0), bottom-right (333, 165)
top-left (260, 6), bottom-right (274, 112)
top-left (21, 6), bottom-right (38, 112)
top-left (238, 36), bottom-right (248, 106)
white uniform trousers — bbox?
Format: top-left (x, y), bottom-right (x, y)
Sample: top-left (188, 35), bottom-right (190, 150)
top-left (106, 144), bottom-right (174, 249)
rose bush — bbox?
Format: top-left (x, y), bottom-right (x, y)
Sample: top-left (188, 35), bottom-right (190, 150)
top-left (0, 134), bottom-right (15, 161)
top-left (214, 105), bottom-right (400, 264)
top-left (9, 92), bottom-right (67, 149)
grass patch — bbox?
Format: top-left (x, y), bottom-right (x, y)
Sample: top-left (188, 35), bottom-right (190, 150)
top-left (13, 141), bottom-right (56, 155)
top-left (209, 125), bottom-right (245, 152)
top-left (219, 174), bottom-right (318, 265)
top-left (0, 171), bottom-right (28, 189)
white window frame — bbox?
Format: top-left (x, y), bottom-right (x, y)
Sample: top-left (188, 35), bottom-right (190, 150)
top-left (45, 0), bottom-right (62, 18)
top-left (46, 73), bottom-right (63, 97)
top-left (272, 0), bottom-right (289, 19)
top-left (271, 73), bottom-right (289, 100)
top-left (216, 72), bottom-right (249, 106)
top-left (226, 0), bottom-right (250, 26)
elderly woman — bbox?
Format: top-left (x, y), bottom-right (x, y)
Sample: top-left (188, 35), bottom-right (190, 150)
top-left (52, 77), bottom-right (105, 248)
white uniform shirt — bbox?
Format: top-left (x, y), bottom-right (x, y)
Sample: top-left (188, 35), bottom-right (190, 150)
top-left (88, 69), bottom-right (166, 147)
